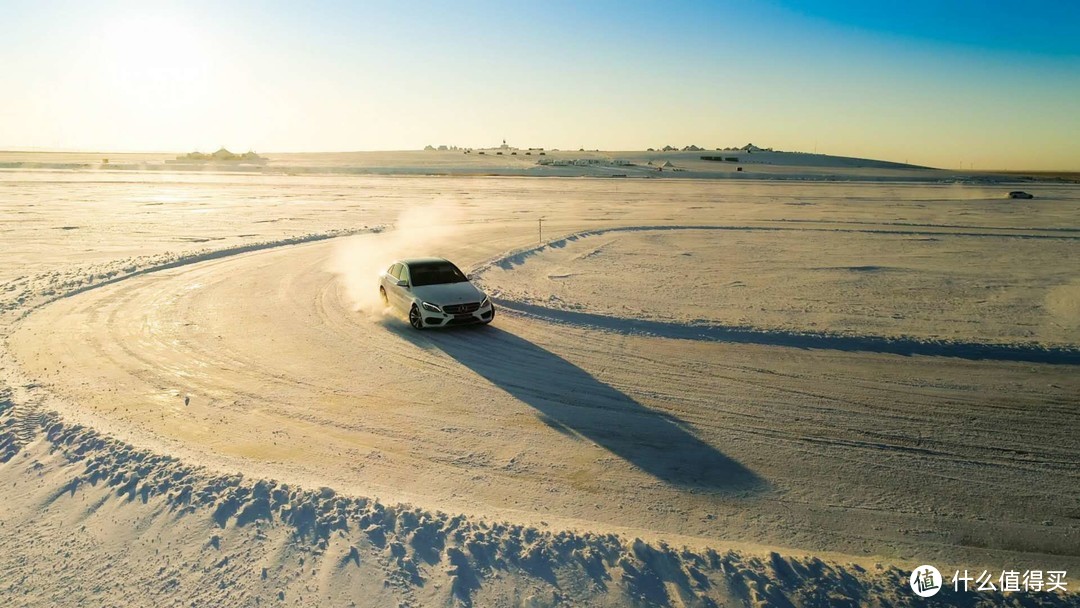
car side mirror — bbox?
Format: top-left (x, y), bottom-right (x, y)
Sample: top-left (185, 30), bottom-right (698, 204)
top-left (395, 279), bottom-right (408, 287)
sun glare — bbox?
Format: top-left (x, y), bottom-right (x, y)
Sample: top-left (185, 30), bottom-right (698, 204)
top-left (93, 13), bottom-right (219, 120)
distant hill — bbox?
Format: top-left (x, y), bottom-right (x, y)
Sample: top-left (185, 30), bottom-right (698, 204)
top-left (0, 149), bottom-right (1065, 184)
top-left (697, 149), bottom-right (931, 170)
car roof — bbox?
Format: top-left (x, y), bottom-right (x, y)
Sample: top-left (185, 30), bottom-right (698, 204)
top-left (398, 257), bottom-right (451, 266)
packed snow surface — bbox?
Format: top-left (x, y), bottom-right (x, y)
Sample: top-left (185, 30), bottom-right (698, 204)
top-left (481, 226), bottom-right (1080, 347)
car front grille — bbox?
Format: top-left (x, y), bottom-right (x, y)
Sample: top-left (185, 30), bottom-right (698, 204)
top-left (443, 302), bottom-right (480, 314)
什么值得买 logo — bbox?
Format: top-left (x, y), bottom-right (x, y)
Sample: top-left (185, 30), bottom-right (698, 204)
top-left (910, 565), bottom-right (942, 597)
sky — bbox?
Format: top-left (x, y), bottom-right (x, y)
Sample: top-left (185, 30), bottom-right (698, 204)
top-left (1, 0), bottom-right (1077, 170)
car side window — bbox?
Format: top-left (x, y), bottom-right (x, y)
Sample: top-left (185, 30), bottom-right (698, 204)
top-left (398, 265), bottom-right (410, 285)
top-left (388, 264), bottom-right (401, 279)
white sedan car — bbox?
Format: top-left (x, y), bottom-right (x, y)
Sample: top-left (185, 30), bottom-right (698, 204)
top-left (379, 257), bottom-right (494, 329)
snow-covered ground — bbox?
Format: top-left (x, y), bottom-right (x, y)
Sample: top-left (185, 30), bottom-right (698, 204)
top-left (1, 165), bottom-right (1078, 606)
top-left (480, 226), bottom-right (1080, 348)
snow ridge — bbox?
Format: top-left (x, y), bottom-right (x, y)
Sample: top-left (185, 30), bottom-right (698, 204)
top-left (1, 397), bottom-right (1001, 607)
top-left (1, 227), bottom-right (381, 317)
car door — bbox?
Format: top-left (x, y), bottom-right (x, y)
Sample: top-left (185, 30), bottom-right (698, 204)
top-left (394, 264), bottom-right (412, 309)
top-left (384, 264), bottom-right (404, 309)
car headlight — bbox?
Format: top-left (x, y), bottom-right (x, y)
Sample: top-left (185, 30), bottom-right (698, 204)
top-left (480, 296), bottom-right (491, 308)
top-left (421, 301), bottom-right (442, 313)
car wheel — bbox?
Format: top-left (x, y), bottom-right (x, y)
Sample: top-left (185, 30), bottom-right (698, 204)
top-left (409, 304), bottom-right (424, 330)
top-left (379, 286), bottom-right (388, 306)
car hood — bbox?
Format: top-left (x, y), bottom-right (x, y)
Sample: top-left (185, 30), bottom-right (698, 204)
top-left (411, 281), bottom-right (484, 306)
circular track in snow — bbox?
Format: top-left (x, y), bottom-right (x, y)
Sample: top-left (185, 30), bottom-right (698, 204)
top-left (10, 227), bottom-right (1080, 564)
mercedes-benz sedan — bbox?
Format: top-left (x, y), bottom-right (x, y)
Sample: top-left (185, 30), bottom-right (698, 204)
top-left (379, 258), bottom-right (494, 329)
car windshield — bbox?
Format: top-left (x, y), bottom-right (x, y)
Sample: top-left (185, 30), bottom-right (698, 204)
top-left (409, 262), bottom-right (468, 286)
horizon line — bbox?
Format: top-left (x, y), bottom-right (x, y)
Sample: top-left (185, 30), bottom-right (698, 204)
top-left (4, 143), bottom-right (1075, 171)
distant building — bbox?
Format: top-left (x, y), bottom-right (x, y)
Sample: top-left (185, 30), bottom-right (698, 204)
top-left (174, 148), bottom-right (266, 163)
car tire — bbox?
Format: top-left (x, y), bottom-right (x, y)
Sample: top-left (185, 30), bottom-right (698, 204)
top-left (409, 304), bottom-right (424, 330)
top-left (379, 286), bottom-right (388, 306)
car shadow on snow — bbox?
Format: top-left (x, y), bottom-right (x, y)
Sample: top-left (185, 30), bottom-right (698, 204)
top-left (387, 321), bottom-right (763, 493)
